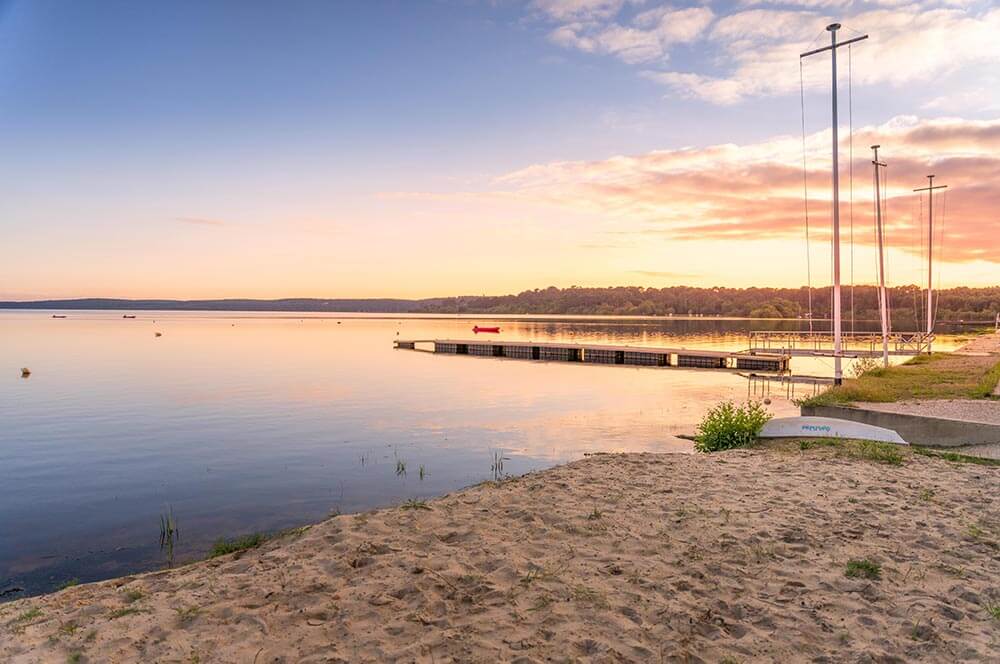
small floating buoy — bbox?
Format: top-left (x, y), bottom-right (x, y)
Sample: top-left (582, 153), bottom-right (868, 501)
top-left (154, 332), bottom-right (162, 338)
top-left (763, 398), bottom-right (772, 405)
top-left (20, 367), bottom-right (30, 378)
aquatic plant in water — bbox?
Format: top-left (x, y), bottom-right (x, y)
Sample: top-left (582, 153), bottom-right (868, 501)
top-left (159, 507), bottom-right (179, 568)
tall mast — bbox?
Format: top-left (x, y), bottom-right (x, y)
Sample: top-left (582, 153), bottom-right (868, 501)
top-left (871, 145), bottom-right (889, 367)
top-left (913, 175), bottom-right (947, 350)
top-left (801, 24), bottom-right (868, 385)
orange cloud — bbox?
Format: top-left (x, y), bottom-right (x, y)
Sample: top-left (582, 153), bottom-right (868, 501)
top-left (484, 116), bottom-right (1000, 264)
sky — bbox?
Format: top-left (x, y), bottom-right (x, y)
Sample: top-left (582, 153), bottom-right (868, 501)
top-left (1, 0), bottom-right (998, 300)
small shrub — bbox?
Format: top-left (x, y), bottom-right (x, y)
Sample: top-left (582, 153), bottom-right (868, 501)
top-left (694, 401), bottom-right (771, 453)
top-left (845, 558), bottom-right (881, 580)
top-left (850, 356), bottom-right (882, 378)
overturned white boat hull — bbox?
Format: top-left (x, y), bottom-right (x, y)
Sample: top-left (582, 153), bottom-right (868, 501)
top-left (760, 416), bottom-right (908, 445)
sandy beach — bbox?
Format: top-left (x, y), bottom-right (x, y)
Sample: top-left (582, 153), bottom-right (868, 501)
top-left (2, 443), bottom-right (998, 663)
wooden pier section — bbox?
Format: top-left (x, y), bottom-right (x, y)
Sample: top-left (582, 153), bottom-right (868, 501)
top-left (747, 331), bottom-right (934, 357)
top-left (395, 339), bottom-right (790, 373)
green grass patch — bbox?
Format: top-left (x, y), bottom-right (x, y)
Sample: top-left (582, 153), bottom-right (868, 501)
top-left (845, 558), bottom-right (881, 580)
top-left (400, 498), bottom-right (431, 511)
top-left (57, 578), bottom-right (79, 591)
top-left (800, 354), bottom-right (1000, 407)
top-left (108, 607), bottom-right (144, 620)
top-left (797, 439), bottom-right (840, 450)
top-left (986, 603), bottom-right (1000, 621)
top-left (776, 438), bottom-right (904, 465)
top-left (911, 447), bottom-right (1000, 466)
top-left (13, 607), bottom-right (42, 623)
top-left (209, 532), bottom-right (267, 558)
top-left (853, 440), bottom-right (904, 465)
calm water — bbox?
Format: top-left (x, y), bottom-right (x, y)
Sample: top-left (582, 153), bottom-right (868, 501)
top-left (0, 311), bottom-right (964, 598)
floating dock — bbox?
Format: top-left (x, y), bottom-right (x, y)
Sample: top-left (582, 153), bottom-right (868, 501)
top-left (394, 339), bottom-right (790, 372)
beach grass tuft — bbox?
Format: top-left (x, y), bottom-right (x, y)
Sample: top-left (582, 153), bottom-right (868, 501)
top-left (986, 603), bottom-right (1000, 621)
top-left (911, 447), bottom-right (1000, 466)
top-left (174, 606), bottom-right (201, 625)
top-left (852, 440), bottom-right (904, 465)
top-left (108, 607), bottom-right (144, 620)
top-left (845, 558), bottom-right (881, 580)
top-left (209, 532), bottom-right (267, 558)
top-left (798, 439), bottom-right (839, 450)
top-left (57, 578), bottom-right (79, 591)
top-left (785, 438), bottom-right (903, 465)
top-left (400, 498), bottom-right (431, 511)
top-left (123, 589), bottom-right (144, 604)
top-left (14, 607), bottom-right (42, 623)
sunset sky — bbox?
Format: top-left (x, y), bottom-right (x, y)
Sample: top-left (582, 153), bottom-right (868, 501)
top-left (1, 0), bottom-right (998, 300)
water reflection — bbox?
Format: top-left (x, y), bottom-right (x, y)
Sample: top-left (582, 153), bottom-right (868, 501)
top-left (0, 311), bottom-right (966, 598)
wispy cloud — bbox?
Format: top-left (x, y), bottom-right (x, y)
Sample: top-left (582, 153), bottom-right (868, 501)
top-left (175, 216), bottom-right (229, 227)
top-left (396, 115), bottom-right (1000, 265)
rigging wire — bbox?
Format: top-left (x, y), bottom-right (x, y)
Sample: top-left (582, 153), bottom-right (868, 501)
top-left (883, 164), bottom-right (893, 333)
top-left (917, 193), bottom-right (925, 330)
top-left (871, 152), bottom-right (880, 336)
top-left (933, 190), bottom-right (947, 328)
top-left (848, 44), bottom-right (855, 334)
top-left (799, 59), bottom-right (814, 331)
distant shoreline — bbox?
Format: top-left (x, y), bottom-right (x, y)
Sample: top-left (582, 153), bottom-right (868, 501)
top-left (2, 304), bottom-right (994, 326)
top-left (2, 287), bottom-right (996, 325)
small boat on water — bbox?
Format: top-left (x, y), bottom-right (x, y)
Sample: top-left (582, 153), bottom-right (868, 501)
top-left (123, 315), bottom-right (136, 319)
top-left (52, 315), bottom-right (66, 319)
top-left (473, 326), bottom-right (500, 334)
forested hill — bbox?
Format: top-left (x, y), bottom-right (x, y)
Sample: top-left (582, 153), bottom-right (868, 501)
top-left (2, 286), bottom-right (998, 321)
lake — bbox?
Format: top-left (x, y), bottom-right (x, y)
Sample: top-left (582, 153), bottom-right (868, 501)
top-left (0, 311), bottom-right (965, 599)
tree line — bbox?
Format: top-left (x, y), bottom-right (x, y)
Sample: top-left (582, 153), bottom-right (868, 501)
top-left (413, 285), bottom-right (1000, 322)
top-left (3, 285), bottom-right (998, 321)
